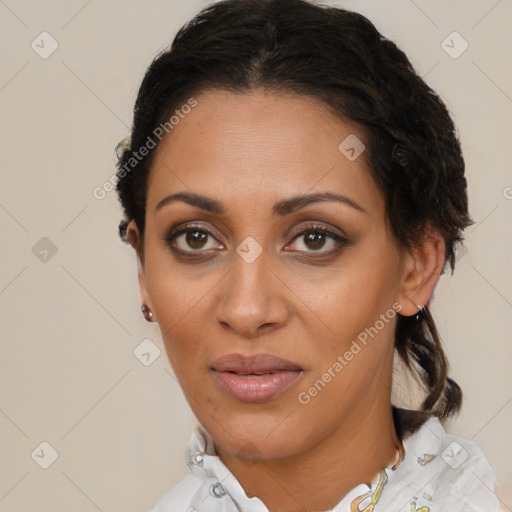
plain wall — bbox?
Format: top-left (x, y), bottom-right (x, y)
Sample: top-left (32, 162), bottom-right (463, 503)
top-left (1, 0), bottom-right (511, 510)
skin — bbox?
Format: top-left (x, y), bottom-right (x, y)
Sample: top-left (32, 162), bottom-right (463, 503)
top-left (127, 89), bottom-right (445, 512)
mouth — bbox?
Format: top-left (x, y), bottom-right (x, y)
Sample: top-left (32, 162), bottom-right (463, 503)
top-left (210, 353), bottom-right (303, 403)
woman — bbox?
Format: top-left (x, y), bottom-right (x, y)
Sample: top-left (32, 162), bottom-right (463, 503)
top-left (115, 0), bottom-right (499, 510)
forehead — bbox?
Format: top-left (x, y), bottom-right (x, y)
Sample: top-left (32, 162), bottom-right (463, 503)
top-left (147, 89), bottom-right (383, 219)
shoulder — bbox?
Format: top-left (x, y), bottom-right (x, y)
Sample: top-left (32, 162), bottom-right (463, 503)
top-left (381, 412), bottom-right (501, 511)
top-left (437, 427), bottom-right (500, 511)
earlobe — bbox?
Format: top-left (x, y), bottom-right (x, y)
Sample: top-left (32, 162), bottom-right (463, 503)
top-left (397, 229), bottom-right (446, 317)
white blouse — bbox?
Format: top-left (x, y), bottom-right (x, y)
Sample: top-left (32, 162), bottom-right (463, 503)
top-left (149, 415), bottom-right (500, 511)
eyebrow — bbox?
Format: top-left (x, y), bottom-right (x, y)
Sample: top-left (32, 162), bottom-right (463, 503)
top-left (155, 191), bottom-right (366, 216)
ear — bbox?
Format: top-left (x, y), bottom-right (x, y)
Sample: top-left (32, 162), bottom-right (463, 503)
top-left (126, 220), bottom-right (156, 322)
top-left (397, 228), bottom-right (446, 317)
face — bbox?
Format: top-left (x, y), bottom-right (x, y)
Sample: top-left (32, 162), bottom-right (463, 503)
top-left (131, 89), bottom-right (411, 461)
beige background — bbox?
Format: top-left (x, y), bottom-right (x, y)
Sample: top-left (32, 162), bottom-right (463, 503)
top-left (0, 0), bottom-right (511, 510)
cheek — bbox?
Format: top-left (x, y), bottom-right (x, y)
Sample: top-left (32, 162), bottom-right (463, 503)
top-left (299, 252), bottom-right (400, 371)
top-left (144, 256), bottom-right (215, 367)
top-left (298, 264), bottom-right (386, 342)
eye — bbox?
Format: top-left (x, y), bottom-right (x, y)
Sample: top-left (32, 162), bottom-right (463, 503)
top-left (286, 225), bottom-right (348, 254)
top-left (163, 222), bottom-right (349, 259)
top-left (164, 224), bottom-right (224, 255)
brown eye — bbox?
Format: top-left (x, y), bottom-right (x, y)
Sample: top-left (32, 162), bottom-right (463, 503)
top-left (286, 225), bottom-right (349, 255)
top-left (292, 226), bottom-right (348, 255)
top-left (186, 230), bottom-right (209, 249)
top-left (303, 231), bottom-right (327, 251)
top-left (163, 224), bottom-right (224, 255)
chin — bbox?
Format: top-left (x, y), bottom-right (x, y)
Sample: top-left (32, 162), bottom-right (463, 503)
top-left (199, 409), bottom-right (308, 460)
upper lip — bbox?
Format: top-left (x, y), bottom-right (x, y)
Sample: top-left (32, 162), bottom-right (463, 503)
top-left (211, 353), bottom-right (302, 374)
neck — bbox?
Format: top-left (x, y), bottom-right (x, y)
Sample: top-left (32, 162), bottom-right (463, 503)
top-left (216, 398), bottom-right (402, 512)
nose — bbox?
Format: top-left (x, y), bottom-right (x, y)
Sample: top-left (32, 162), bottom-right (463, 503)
top-left (215, 253), bottom-right (290, 338)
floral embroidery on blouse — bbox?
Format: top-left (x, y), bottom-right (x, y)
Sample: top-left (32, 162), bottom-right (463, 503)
top-left (350, 470), bottom-right (388, 511)
top-left (349, 450), bottom-right (438, 511)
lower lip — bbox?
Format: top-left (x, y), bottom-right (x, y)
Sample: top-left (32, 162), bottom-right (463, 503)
top-left (212, 370), bottom-right (303, 403)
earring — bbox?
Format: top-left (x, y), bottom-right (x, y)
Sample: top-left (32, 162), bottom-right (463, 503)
top-left (141, 304), bottom-right (153, 322)
top-left (415, 304), bottom-right (424, 321)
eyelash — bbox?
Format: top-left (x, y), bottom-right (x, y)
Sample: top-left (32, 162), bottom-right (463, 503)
top-left (163, 222), bottom-right (349, 258)
top-left (287, 224), bottom-right (349, 254)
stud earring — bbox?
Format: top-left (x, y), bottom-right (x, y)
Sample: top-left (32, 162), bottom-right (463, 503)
top-left (141, 304), bottom-right (153, 322)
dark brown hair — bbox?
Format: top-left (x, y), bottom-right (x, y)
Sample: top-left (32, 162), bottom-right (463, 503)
top-left (115, 0), bottom-right (472, 423)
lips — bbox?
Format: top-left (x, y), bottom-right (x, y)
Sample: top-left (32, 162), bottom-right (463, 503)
top-left (210, 353), bottom-right (303, 403)
top-left (211, 353), bottom-right (302, 373)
